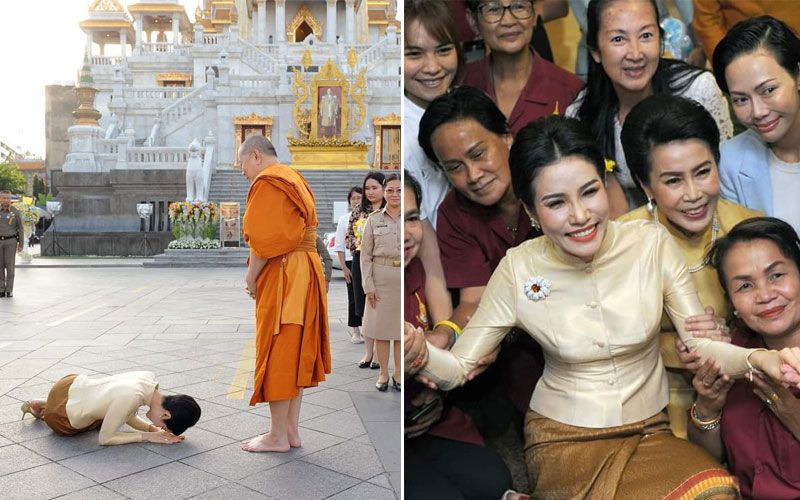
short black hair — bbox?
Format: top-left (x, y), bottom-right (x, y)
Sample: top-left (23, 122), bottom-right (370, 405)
top-left (404, 169), bottom-right (422, 208)
top-left (709, 217), bottom-right (800, 298)
top-left (347, 186), bottom-right (362, 204)
top-left (713, 16), bottom-right (800, 94)
top-left (621, 94), bottom-right (720, 190)
top-left (418, 86), bottom-right (509, 167)
top-left (510, 115), bottom-right (605, 210)
top-left (162, 394), bottom-right (201, 435)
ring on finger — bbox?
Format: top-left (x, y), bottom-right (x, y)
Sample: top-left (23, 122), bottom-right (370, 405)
top-left (703, 380), bottom-right (713, 388)
top-left (770, 392), bottom-right (781, 403)
top-left (764, 397), bottom-right (775, 406)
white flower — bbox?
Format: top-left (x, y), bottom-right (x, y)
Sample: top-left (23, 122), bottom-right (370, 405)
top-left (523, 276), bottom-right (551, 302)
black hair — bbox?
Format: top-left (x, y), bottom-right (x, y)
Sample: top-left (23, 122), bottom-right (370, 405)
top-left (405, 0), bottom-right (465, 87)
top-left (162, 394), bottom-right (201, 436)
top-left (577, 0), bottom-right (706, 163)
top-left (404, 169), bottom-right (423, 208)
top-left (509, 115), bottom-right (605, 209)
top-left (384, 173), bottom-right (401, 185)
top-left (418, 85), bottom-right (510, 166)
top-left (621, 94), bottom-right (720, 189)
top-left (347, 186), bottom-right (362, 204)
top-left (360, 171), bottom-right (387, 212)
top-left (710, 217), bottom-right (800, 297)
top-left (712, 16), bottom-right (800, 94)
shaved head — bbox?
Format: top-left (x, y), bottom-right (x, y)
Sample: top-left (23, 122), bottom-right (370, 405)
top-left (240, 135), bottom-right (277, 159)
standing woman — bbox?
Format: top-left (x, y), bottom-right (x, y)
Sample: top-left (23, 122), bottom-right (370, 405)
top-left (361, 174), bottom-right (402, 391)
top-left (335, 186), bottom-right (364, 344)
top-left (346, 172), bottom-right (385, 369)
top-left (713, 16), bottom-right (800, 234)
top-left (566, 0), bottom-right (733, 215)
top-left (618, 94), bottom-right (761, 438)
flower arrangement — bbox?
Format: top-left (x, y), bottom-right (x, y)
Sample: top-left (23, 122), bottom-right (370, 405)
top-left (168, 201), bottom-right (220, 248)
top-left (12, 197), bottom-right (40, 226)
top-left (167, 237), bottom-right (221, 250)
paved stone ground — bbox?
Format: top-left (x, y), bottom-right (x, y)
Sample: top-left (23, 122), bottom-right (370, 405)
top-left (0, 261), bottom-right (400, 499)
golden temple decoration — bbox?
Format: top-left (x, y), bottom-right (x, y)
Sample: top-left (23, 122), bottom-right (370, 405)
top-left (287, 4), bottom-right (322, 42)
top-left (90, 0), bottom-right (125, 12)
top-left (350, 69), bottom-right (367, 135)
top-left (310, 59), bottom-right (350, 140)
top-left (301, 48), bottom-right (312, 71)
top-left (233, 113), bottom-right (273, 168)
top-left (291, 68), bottom-right (311, 138)
top-left (347, 47), bottom-right (358, 71)
top-left (372, 113), bottom-right (400, 169)
top-left (156, 72), bottom-right (192, 87)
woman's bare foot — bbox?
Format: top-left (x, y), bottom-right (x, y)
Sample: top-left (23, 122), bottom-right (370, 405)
top-left (241, 433), bottom-right (290, 453)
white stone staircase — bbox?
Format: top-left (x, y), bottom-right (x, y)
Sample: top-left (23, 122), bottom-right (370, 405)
top-left (158, 84), bottom-right (209, 140)
top-left (239, 38), bottom-right (280, 75)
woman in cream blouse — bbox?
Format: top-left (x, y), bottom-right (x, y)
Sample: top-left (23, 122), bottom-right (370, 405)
top-left (417, 115), bottom-right (800, 498)
top-left (21, 371), bottom-right (200, 446)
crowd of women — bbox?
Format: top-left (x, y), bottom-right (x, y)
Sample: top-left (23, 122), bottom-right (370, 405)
top-left (403, 0), bottom-right (800, 498)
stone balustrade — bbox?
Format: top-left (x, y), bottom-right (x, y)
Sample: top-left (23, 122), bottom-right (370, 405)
top-left (230, 75), bottom-right (280, 88)
top-left (367, 76), bottom-right (401, 89)
top-left (125, 87), bottom-right (193, 101)
top-left (90, 55), bottom-right (123, 66)
top-left (127, 147), bottom-right (190, 169)
top-left (139, 42), bottom-right (187, 55)
top-left (201, 34), bottom-right (229, 46)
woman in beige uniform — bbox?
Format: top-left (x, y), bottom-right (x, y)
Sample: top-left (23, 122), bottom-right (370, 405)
top-left (361, 174), bottom-right (402, 392)
top-left (20, 371), bottom-right (201, 445)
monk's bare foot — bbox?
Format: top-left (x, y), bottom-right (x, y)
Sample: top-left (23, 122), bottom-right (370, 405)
top-left (287, 431), bottom-right (302, 448)
top-left (24, 400), bottom-right (45, 419)
top-left (241, 433), bottom-right (290, 453)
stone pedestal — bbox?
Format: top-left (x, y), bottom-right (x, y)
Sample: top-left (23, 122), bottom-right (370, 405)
top-left (62, 125), bottom-right (104, 173)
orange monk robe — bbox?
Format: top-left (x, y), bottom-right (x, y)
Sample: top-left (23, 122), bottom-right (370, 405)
top-left (243, 164), bottom-right (331, 404)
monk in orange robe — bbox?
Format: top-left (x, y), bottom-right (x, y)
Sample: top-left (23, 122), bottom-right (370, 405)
top-left (239, 134), bottom-right (331, 453)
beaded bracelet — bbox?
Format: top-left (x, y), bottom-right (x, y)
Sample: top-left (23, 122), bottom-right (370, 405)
top-left (690, 403), bottom-right (721, 431)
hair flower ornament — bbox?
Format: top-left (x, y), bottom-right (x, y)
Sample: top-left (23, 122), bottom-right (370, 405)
top-left (524, 276), bottom-right (551, 302)
top-left (604, 158), bottom-right (616, 173)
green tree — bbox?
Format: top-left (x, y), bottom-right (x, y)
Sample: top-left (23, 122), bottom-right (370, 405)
top-left (0, 163), bottom-right (25, 194)
top-left (32, 174), bottom-right (47, 201)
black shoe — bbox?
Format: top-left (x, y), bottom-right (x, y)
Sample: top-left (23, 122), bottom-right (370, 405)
top-left (0, 292), bottom-right (5, 297)
top-left (375, 379), bottom-right (389, 392)
top-left (358, 360), bottom-right (372, 369)
top-left (370, 362), bottom-right (379, 370)
top-left (391, 377), bottom-right (401, 391)
top-left (4, 292), bottom-right (11, 298)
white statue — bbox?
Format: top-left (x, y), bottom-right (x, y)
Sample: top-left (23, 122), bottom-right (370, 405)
top-left (320, 89), bottom-right (339, 136)
top-left (185, 139), bottom-right (207, 202)
top-left (104, 113), bottom-right (120, 139)
top-left (147, 118), bottom-right (161, 147)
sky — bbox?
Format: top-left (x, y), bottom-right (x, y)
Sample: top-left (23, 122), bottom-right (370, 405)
top-left (0, 0), bottom-right (202, 158)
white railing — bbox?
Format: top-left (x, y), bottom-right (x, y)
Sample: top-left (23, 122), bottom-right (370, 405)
top-left (90, 55), bottom-right (123, 66)
top-left (202, 34), bottom-right (229, 46)
top-left (158, 83), bottom-right (208, 128)
top-left (357, 37), bottom-right (391, 72)
top-left (127, 147), bottom-right (190, 169)
top-left (231, 75), bottom-right (280, 88)
top-left (367, 75), bottom-right (401, 89)
top-left (255, 44), bottom-right (279, 55)
top-left (97, 140), bottom-right (119, 155)
top-left (239, 38), bottom-right (279, 74)
top-left (139, 42), bottom-right (187, 55)
top-left (125, 87), bottom-right (193, 101)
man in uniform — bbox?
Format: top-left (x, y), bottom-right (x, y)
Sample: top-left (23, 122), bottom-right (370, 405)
top-left (238, 135), bottom-right (331, 452)
top-left (0, 191), bottom-right (23, 298)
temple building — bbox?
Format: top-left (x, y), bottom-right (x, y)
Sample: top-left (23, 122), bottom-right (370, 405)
top-left (47, 0), bottom-right (400, 255)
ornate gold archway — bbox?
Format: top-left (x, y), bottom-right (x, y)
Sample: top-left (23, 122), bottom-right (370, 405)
top-left (287, 4), bottom-right (322, 42)
top-left (373, 113), bottom-right (401, 169)
top-left (233, 112), bottom-right (273, 168)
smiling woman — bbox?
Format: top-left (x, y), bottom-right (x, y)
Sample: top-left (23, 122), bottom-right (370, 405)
top-left (618, 94), bottom-right (761, 438)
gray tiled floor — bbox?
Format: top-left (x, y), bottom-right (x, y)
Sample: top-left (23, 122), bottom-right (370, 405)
top-left (0, 264), bottom-right (400, 499)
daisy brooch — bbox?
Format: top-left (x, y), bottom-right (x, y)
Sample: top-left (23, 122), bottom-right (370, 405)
top-left (524, 276), bottom-right (551, 302)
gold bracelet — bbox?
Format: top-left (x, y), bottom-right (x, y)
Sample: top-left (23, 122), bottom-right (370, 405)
top-left (433, 320), bottom-right (462, 337)
top-left (690, 403), bottom-right (721, 431)
top-left (746, 348), bottom-right (768, 375)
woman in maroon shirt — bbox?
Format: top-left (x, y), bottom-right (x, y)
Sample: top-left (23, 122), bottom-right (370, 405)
top-left (686, 217), bottom-right (800, 498)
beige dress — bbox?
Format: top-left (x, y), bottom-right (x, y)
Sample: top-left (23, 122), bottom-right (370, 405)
top-left (360, 208), bottom-right (400, 341)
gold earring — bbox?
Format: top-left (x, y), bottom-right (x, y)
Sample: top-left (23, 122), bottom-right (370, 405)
top-left (530, 218), bottom-right (541, 231)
